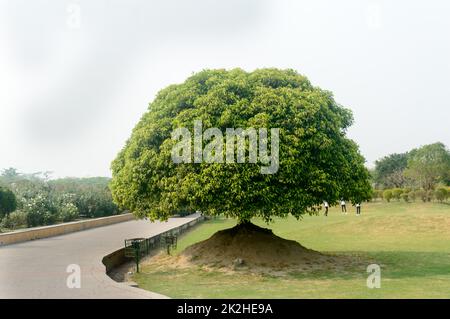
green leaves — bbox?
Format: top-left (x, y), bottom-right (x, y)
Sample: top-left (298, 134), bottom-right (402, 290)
top-left (111, 68), bottom-right (372, 222)
top-left (405, 142), bottom-right (450, 191)
top-left (373, 152), bottom-right (409, 188)
top-left (0, 186), bottom-right (17, 218)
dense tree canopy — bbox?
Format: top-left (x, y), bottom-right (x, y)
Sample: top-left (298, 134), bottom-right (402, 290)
top-left (373, 152), bottom-right (409, 188)
top-left (405, 142), bottom-right (450, 191)
top-left (111, 68), bottom-right (372, 223)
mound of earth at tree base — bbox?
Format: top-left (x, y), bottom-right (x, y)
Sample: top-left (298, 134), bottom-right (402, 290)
top-left (180, 222), bottom-right (352, 270)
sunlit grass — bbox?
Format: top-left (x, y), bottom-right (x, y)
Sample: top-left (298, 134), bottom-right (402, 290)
top-left (134, 201), bottom-right (450, 298)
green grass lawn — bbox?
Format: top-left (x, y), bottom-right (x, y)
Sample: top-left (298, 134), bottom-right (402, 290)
top-left (133, 201), bottom-right (450, 298)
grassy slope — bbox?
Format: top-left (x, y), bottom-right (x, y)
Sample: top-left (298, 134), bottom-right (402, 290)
top-left (134, 201), bottom-right (450, 298)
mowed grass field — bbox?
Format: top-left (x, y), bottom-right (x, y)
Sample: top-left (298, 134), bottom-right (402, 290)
top-left (133, 201), bottom-right (450, 298)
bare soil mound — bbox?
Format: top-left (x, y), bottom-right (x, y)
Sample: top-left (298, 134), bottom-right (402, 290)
top-left (181, 222), bottom-right (343, 269)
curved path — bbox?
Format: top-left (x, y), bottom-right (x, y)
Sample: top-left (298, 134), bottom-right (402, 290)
top-left (0, 215), bottom-right (199, 299)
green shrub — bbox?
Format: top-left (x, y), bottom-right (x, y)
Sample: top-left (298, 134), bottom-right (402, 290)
top-left (59, 202), bottom-right (79, 222)
top-left (434, 187), bottom-right (448, 202)
top-left (383, 189), bottom-right (393, 202)
top-left (0, 186), bottom-right (17, 218)
top-left (371, 189), bottom-right (382, 201)
top-left (1, 211), bottom-right (28, 230)
top-left (23, 193), bottom-right (58, 227)
top-left (0, 174), bottom-right (120, 229)
top-left (392, 188), bottom-right (404, 201)
top-left (408, 191), bottom-right (416, 202)
top-left (415, 189), bottom-right (427, 202)
top-left (75, 190), bottom-right (119, 218)
top-left (426, 190), bottom-right (434, 202)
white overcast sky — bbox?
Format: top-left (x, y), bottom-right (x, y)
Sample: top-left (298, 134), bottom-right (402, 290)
top-left (1, 0), bottom-right (449, 178)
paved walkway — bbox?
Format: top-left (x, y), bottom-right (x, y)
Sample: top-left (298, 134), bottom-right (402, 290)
top-left (0, 215), bottom-right (199, 298)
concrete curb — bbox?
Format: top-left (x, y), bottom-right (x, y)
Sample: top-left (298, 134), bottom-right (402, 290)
top-left (0, 213), bottom-right (134, 246)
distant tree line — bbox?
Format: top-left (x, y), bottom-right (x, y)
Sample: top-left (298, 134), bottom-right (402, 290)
top-left (371, 142), bottom-right (450, 202)
top-left (0, 168), bottom-right (120, 232)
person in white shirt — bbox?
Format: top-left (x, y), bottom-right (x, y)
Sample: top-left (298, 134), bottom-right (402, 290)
top-left (323, 201), bottom-right (329, 216)
top-left (340, 199), bottom-right (347, 213)
top-left (356, 202), bottom-right (361, 215)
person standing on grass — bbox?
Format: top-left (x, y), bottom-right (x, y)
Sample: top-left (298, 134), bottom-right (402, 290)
top-left (340, 199), bottom-right (347, 214)
top-left (323, 201), bottom-right (329, 216)
top-left (356, 202), bottom-right (361, 215)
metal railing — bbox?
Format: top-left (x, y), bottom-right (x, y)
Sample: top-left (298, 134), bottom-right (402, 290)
top-left (123, 214), bottom-right (205, 272)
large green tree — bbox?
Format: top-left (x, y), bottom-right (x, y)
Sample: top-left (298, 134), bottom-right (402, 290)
top-left (111, 68), bottom-right (372, 223)
top-left (405, 142), bottom-right (450, 191)
top-left (373, 152), bottom-right (409, 188)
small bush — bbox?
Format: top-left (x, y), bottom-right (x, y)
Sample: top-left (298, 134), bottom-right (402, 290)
top-left (415, 189), bottom-right (427, 202)
top-left (392, 188), bottom-right (404, 201)
top-left (0, 186), bottom-right (17, 218)
top-left (426, 190), bottom-right (434, 202)
top-left (371, 189), bottom-right (383, 201)
top-left (23, 193), bottom-right (58, 227)
top-left (434, 187), bottom-right (448, 202)
top-left (408, 191), bottom-right (416, 202)
top-left (1, 211), bottom-right (28, 230)
top-left (400, 193), bottom-right (409, 202)
top-left (383, 190), bottom-right (393, 202)
top-left (59, 203), bottom-right (79, 222)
